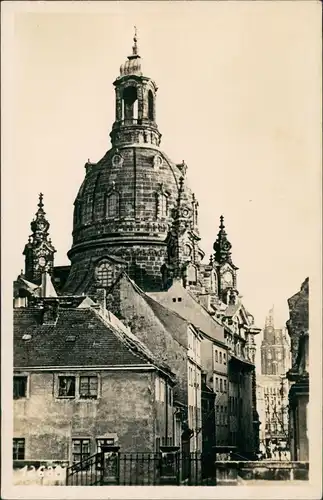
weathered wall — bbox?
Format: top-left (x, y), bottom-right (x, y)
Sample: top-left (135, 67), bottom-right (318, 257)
top-left (107, 277), bottom-right (189, 412)
top-left (14, 370), bottom-right (159, 460)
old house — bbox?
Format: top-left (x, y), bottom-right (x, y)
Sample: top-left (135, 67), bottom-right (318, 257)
top-left (13, 285), bottom-right (176, 461)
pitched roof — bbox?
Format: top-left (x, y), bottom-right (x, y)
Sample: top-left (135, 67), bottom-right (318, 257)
top-left (148, 280), bottom-right (225, 344)
top-left (115, 274), bottom-right (191, 349)
top-left (14, 302), bottom-right (174, 378)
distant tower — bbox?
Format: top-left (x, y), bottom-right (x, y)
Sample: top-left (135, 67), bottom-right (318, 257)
top-left (23, 193), bottom-right (56, 283)
top-left (261, 307), bottom-right (288, 375)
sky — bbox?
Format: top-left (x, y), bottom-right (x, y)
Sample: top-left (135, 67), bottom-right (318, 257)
top-left (2, 1), bottom-right (321, 368)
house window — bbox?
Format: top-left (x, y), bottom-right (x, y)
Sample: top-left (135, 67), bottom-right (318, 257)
top-left (96, 438), bottom-right (115, 453)
top-left (79, 376), bottom-right (98, 399)
top-left (219, 352), bottom-right (222, 364)
top-left (72, 438), bottom-right (90, 464)
top-left (58, 376), bottom-right (76, 398)
top-left (96, 261), bottom-right (114, 287)
top-left (106, 192), bottom-right (119, 218)
top-left (215, 350), bottom-right (218, 362)
top-left (216, 377), bottom-right (219, 390)
top-left (220, 379), bottom-right (223, 392)
top-left (13, 376), bottom-right (27, 399)
top-left (223, 353), bottom-right (226, 365)
top-left (13, 438), bottom-right (25, 460)
top-left (155, 437), bottom-right (160, 452)
top-left (224, 379), bottom-right (227, 392)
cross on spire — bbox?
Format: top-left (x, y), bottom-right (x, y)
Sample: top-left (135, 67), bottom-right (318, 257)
top-left (38, 192), bottom-right (44, 209)
top-left (132, 25), bottom-right (138, 56)
top-left (213, 215), bottom-right (233, 265)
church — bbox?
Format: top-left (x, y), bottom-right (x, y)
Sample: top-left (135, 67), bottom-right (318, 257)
top-left (13, 31), bottom-right (261, 468)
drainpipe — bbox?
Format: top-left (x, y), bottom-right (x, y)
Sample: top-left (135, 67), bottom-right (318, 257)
top-left (165, 380), bottom-right (168, 446)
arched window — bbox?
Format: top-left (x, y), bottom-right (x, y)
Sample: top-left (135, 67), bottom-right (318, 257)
top-left (187, 263), bottom-right (197, 286)
top-left (106, 192), bottom-right (119, 218)
top-left (156, 192), bottom-right (168, 218)
top-left (123, 86), bottom-right (138, 122)
top-left (148, 90), bottom-right (154, 120)
top-left (96, 261), bottom-right (114, 287)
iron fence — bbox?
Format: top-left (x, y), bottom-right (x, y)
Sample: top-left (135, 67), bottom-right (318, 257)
top-left (66, 451), bottom-right (218, 486)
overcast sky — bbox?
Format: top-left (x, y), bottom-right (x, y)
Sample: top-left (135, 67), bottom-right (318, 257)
top-left (2, 1), bottom-right (321, 368)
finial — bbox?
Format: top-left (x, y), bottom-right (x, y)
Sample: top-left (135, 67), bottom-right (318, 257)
top-left (219, 215), bottom-right (224, 229)
top-left (38, 193), bottom-right (44, 209)
top-left (132, 26), bottom-right (138, 56)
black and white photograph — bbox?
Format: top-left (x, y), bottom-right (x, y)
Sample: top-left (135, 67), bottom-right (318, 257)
top-left (1, 1), bottom-right (322, 498)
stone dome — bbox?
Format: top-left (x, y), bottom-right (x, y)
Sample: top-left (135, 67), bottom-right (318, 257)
top-left (64, 33), bottom-right (202, 295)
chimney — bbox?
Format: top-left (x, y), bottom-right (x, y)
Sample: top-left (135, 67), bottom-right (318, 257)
top-left (41, 271), bottom-right (57, 298)
top-left (41, 298), bottom-right (59, 325)
top-left (96, 288), bottom-right (107, 311)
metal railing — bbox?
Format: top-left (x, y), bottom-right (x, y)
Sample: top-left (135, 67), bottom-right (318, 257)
top-left (66, 452), bottom-right (104, 486)
top-left (66, 451), bottom-right (218, 486)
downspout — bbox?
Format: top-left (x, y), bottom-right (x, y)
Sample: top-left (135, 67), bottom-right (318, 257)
top-left (165, 380), bottom-right (168, 445)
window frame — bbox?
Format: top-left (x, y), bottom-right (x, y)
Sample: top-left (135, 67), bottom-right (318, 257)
top-left (71, 438), bottom-right (91, 465)
top-left (96, 437), bottom-right (116, 453)
top-left (13, 374), bottom-right (28, 399)
top-left (79, 375), bottom-right (99, 400)
top-left (55, 373), bottom-right (101, 400)
top-left (95, 260), bottom-right (114, 288)
top-left (57, 375), bottom-right (76, 399)
top-left (13, 438), bottom-right (25, 460)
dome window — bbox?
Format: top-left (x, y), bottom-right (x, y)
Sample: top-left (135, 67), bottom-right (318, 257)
top-left (112, 154), bottom-right (123, 167)
top-left (156, 192), bottom-right (168, 219)
top-left (106, 191), bottom-right (120, 219)
top-left (153, 154), bottom-right (163, 168)
top-left (148, 90), bottom-right (154, 121)
top-left (96, 260), bottom-right (114, 288)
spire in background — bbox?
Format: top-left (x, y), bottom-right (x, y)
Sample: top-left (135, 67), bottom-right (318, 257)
top-left (265, 305), bottom-right (275, 328)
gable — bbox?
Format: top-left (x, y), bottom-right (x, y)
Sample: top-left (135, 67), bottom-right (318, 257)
top-left (148, 280), bottom-right (225, 343)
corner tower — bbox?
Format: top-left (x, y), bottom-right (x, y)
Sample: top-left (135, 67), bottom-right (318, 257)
top-left (212, 216), bottom-right (239, 304)
top-left (64, 31), bottom-right (203, 295)
top-left (23, 193), bottom-right (56, 283)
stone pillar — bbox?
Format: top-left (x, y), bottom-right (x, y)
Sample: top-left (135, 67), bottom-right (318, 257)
top-left (100, 445), bottom-right (120, 485)
top-left (159, 446), bottom-right (180, 485)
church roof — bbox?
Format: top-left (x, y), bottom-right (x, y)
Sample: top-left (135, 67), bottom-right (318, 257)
top-left (14, 301), bottom-right (174, 380)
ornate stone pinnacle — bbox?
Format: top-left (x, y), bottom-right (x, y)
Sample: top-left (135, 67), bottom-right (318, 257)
top-left (38, 193), bottom-right (44, 209)
top-left (133, 26), bottom-right (138, 56)
top-left (213, 215), bottom-right (233, 264)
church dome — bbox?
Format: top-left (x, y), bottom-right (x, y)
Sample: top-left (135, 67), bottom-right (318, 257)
top-left (64, 32), bottom-right (202, 294)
